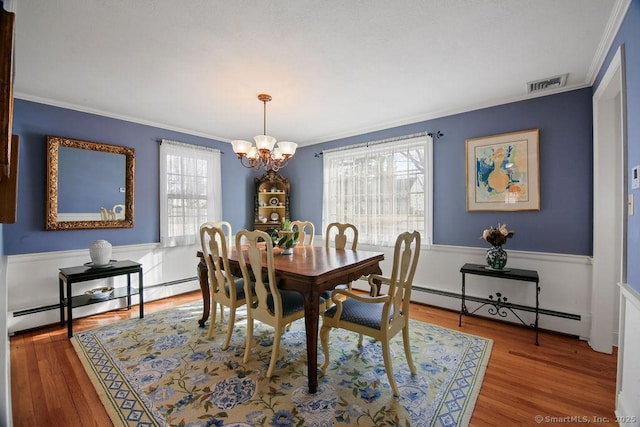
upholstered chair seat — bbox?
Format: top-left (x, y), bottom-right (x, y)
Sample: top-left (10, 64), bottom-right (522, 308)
top-left (320, 230), bottom-right (421, 397)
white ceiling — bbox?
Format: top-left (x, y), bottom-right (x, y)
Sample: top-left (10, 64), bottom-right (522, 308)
top-left (12, 0), bottom-right (624, 147)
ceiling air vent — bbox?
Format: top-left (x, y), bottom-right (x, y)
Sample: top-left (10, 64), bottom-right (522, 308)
top-left (527, 74), bottom-right (568, 94)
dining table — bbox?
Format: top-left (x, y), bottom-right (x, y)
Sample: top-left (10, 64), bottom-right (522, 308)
top-left (196, 244), bottom-right (384, 393)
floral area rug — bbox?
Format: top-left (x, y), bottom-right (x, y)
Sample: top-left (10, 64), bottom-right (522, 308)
top-left (71, 301), bottom-right (492, 427)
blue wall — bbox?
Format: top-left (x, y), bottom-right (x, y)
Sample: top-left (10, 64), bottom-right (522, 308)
top-left (288, 89), bottom-right (594, 256)
top-left (595, 1), bottom-right (640, 293)
top-left (5, 88), bottom-right (594, 257)
top-left (4, 99), bottom-right (253, 255)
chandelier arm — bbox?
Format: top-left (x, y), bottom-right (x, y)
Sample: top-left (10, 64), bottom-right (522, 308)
top-left (238, 156), bottom-right (255, 169)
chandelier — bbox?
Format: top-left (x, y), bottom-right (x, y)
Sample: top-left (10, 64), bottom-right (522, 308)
top-left (231, 94), bottom-right (297, 172)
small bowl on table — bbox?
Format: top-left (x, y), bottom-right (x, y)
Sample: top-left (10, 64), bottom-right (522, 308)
top-left (85, 287), bottom-right (114, 301)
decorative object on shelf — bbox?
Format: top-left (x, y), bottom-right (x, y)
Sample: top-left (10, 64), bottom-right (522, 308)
top-left (270, 220), bottom-right (299, 255)
top-left (84, 260), bottom-right (115, 269)
top-left (270, 212), bottom-right (279, 222)
top-left (89, 239), bottom-right (112, 266)
top-left (486, 246), bottom-right (508, 270)
top-left (231, 94), bottom-right (297, 172)
top-left (481, 223), bottom-right (514, 270)
top-left (85, 286), bottom-right (114, 300)
top-left (254, 170), bottom-right (290, 231)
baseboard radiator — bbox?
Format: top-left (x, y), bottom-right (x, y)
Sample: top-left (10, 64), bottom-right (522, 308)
top-left (12, 276), bottom-right (198, 317)
top-left (412, 286), bottom-right (581, 320)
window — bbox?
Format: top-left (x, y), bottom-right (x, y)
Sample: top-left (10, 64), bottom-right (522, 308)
top-left (322, 134), bottom-right (432, 247)
top-left (160, 140), bottom-right (221, 247)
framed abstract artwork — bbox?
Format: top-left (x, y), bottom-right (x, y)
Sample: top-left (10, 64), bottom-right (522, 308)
top-left (466, 129), bottom-right (540, 211)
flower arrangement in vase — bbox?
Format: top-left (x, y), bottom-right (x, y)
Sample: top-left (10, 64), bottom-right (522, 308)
top-left (481, 223), bottom-right (514, 270)
top-left (270, 220), bottom-right (299, 255)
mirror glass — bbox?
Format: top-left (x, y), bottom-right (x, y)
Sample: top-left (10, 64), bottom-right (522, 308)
top-left (46, 136), bottom-right (135, 230)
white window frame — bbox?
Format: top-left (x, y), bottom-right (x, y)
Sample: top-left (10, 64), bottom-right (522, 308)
top-left (322, 134), bottom-right (433, 247)
top-left (159, 139), bottom-right (222, 247)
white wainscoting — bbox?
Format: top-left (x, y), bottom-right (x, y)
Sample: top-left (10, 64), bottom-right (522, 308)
top-left (6, 243), bottom-right (202, 334)
top-left (616, 283), bottom-right (640, 426)
top-left (0, 254), bottom-right (12, 427)
top-left (353, 243), bottom-right (593, 338)
top-left (6, 241), bottom-right (595, 338)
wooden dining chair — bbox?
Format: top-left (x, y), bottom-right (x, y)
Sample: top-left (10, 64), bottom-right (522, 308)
top-left (112, 204), bottom-right (125, 220)
top-left (325, 222), bottom-right (358, 251)
top-left (291, 220), bottom-right (315, 246)
top-left (201, 220), bottom-right (234, 321)
top-left (100, 207), bottom-right (110, 220)
top-left (320, 230), bottom-right (421, 396)
top-left (200, 221), bottom-right (253, 349)
top-left (323, 222), bottom-right (360, 305)
top-left (236, 229), bottom-right (307, 378)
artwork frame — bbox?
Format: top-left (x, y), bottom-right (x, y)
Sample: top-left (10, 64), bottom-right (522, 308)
top-left (466, 129), bottom-right (540, 211)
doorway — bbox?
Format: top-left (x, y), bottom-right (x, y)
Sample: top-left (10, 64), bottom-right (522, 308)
top-left (591, 45), bottom-right (626, 353)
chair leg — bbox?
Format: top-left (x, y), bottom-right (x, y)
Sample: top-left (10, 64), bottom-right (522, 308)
top-left (267, 329), bottom-right (282, 378)
top-left (206, 296), bottom-right (218, 338)
top-left (243, 316), bottom-right (253, 363)
top-left (320, 325), bottom-right (330, 371)
top-left (402, 325), bottom-right (416, 375)
top-left (382, 341), bottom-right (399, 397)
top-left (222, 307), bottom-right (236, 350)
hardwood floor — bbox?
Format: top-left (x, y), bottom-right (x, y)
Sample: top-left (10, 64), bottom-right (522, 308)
top-left (10, 291), bottom-right (618, 426)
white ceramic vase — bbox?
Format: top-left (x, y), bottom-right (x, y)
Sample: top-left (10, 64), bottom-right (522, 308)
top-left (89, 240), bottom-right (112, 266)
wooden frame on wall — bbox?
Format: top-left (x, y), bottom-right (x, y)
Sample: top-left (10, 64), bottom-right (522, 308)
top-left (46, 136), bottom-right (135, 230)
top-left (0, 2), bottom-right (15, 181)
top-left (466, 129), bottom-right (540, 211)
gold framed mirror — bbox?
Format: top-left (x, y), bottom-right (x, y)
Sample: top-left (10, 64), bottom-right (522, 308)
top-left (45, 135), bottom-right (135, 230)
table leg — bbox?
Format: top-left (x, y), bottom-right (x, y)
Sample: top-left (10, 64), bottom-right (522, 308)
top-left (535, 282), bottom-right (540, 345)
top-left (67, 280), bottom-right (73, 338)
top-left (301, 289), bottom-right (321, 394)
top-left (59, 278), bottom-right (65, 326)
top-left (139, 268), bottom-right (144, 318)
top-left (197, 254), bottom-right (210, 328)
top-left (127, 273), bottom-right (132, 309)
top-left (459, 273), bottom-right (467, 326)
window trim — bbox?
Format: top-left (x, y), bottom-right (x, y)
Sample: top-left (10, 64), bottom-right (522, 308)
top-left (159, 139), bottom-right (221, 247)
top-left (322, 133), bottom-right (433, 247)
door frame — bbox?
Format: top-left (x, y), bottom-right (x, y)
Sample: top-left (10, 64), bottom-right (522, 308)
top-left (591, 45), bottom-right (627, 353)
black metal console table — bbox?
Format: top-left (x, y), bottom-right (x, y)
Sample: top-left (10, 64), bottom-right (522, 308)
top-left (59, 260), bottom-right (143, 338)
top-left (459, 263), bottom-right (540, 345)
